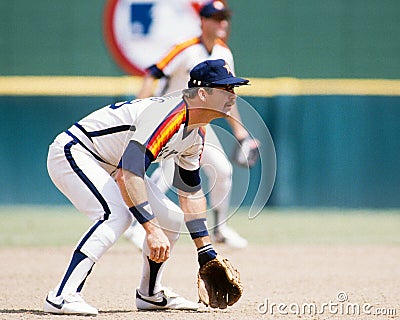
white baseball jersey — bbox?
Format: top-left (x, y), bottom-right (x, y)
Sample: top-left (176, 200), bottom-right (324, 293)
top-left (148, 37), bottom-right (235, 95)
top-left (64, 95), bottom-right (205, 174)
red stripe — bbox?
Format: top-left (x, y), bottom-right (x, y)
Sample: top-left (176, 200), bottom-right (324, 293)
top-left (146, 101), bottom-right (187, 158)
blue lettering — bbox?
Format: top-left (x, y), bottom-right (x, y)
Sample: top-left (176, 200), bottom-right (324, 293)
top-left (109, 100), bottom-right (135, 110)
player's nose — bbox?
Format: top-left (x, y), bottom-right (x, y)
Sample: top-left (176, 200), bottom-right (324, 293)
top-left (219, 20), bottom-right (229, 28)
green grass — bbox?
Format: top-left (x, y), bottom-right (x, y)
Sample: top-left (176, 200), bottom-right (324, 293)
top-left (229, 208), bottom-right (400, 245)
top-left (0, 206), bottom-right (399, 247)
top-left (0, 206), bottom-right (90, 247)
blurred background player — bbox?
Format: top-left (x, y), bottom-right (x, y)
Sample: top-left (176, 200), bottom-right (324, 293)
top-left (124, 0), bottom-right (259, 249)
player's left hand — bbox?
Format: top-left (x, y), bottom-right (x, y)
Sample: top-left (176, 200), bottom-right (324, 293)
top-left (197, 255), bottom-right (243, 309)
top-left (232, 136), bottom-right (260, 168)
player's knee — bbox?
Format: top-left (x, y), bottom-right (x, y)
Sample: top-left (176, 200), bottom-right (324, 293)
top-left (107, 205), bottom-right (133, 233)
top-left (161, 207), bottom-right (183, 244)
top-left (165, 229), bottom-right (180, 245)
top-left (165, 215), bottom-right (182, 243)
top-left (80, 223), bottom-right (119, 262)
top-left (120, 210), bottom-right (134, 231)
top-left (160, 210), bottom-right (183, 244)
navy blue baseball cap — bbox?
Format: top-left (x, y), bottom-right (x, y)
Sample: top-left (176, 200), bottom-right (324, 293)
top-left (188, 59), bottom-right (249, 88)
top-left (199, 1), bottom-right (231, 20)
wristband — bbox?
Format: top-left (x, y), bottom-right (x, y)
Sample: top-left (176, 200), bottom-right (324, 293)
top-left (185, 218), bottom-right (209, 239)
top-left (197, 244), bottom-right (217, 266)
top-left (129, 201), bottom-right (155, 224)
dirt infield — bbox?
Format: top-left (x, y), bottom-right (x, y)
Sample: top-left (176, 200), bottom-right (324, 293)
top-left (1, 242), bottom-right (399, 320)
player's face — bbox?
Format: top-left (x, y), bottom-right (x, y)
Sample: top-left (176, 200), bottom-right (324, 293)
top-left (202, 16), bottom-right (230, 40)
top-left (208, 86), bottom-right (236, 116)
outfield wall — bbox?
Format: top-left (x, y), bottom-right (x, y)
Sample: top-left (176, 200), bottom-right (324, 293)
top-left (1, 1), bottom-right (399, 207)
top-left (1, 78), bottom-right (399, 207)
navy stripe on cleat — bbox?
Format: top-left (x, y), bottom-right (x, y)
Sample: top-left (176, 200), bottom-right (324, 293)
top-left (44, 291), bottom-right (98, 315)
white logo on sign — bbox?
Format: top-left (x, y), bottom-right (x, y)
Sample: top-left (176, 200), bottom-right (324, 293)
top-left (104, 0), bottom-right (206, 75)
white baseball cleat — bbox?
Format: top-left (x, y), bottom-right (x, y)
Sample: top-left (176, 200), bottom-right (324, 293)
top-left (213, 226), bottom-right (248, 249)
top-left (136, 287), bottom-right (199, 311)
top-left (124, 220), bottom-right (146, 250)
top-left (44, 291), bottom-right (98, 315)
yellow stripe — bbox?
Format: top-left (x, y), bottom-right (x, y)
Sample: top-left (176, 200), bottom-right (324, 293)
top-left (147, 109), bottom-right (186, 157)
top-left (236, 78), bottom-right (400, 97)
top-left (1, 76), bottom-right (400, 97)
top-left (0, 76), bottom-right (143, 96)
top-left (156, 37), bottom-right (201, 70)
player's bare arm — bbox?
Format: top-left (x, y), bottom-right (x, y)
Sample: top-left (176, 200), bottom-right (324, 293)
top-left (115, 168), bottom-right (170, 263)
top-left (137, 73), bottom-right (157, 99)
top-left (227, 103), bottom-right (249, 140)
top-left (178, 189), bottom-right (212, 249)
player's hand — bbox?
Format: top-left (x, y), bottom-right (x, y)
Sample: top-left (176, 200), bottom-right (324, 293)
top-left (144, 223), bottom-right (170, 263)
top-left (232, 136), bottom-right (260, 168)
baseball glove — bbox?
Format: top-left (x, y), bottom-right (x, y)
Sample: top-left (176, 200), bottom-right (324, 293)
top-left (232, 136), bottom-right (260, 168)
top-left (197, 255), bottom-right (243, 309)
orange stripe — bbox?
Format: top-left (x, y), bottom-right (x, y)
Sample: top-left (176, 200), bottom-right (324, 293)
top-left (215, 38), bottom-right (228, 48)
top-left (146, 102), bottom-right (187, 158)
top-left (156, 37), bottom-right (202, 70)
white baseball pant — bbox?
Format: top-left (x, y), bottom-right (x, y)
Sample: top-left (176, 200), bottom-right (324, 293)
top-left (47, 132), bottom-right (183, 296)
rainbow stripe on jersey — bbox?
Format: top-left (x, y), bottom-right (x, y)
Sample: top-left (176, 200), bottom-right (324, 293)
top-left (145, 100), bottom-right (187, 158)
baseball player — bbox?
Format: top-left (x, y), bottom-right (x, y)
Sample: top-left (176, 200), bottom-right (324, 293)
top-left (126, 0), bottom-right (259, 250)
top-left (44, 59), bottom-right (249, 315)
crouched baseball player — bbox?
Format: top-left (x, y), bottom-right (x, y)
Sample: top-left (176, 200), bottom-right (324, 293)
top-left (44, 59), bottom-right (246, 315)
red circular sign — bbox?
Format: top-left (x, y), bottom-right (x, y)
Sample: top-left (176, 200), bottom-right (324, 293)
top-left (103, 0), bottom-right (204, 75)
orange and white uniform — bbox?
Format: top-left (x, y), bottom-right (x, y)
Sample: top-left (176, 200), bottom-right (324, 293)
top-left (148, 37), bottom-right (234, 95)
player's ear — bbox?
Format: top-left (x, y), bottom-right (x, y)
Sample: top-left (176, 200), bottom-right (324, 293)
top-left (198, 88), bottom-right (207, 102)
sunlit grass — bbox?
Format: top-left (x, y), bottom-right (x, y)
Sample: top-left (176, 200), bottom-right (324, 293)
top-left (0, 206), bottom-right (89, 247)
top-left (0, 206), bottom-right (399, 247)
top-left (228, 208), bottom-right (400, 245)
